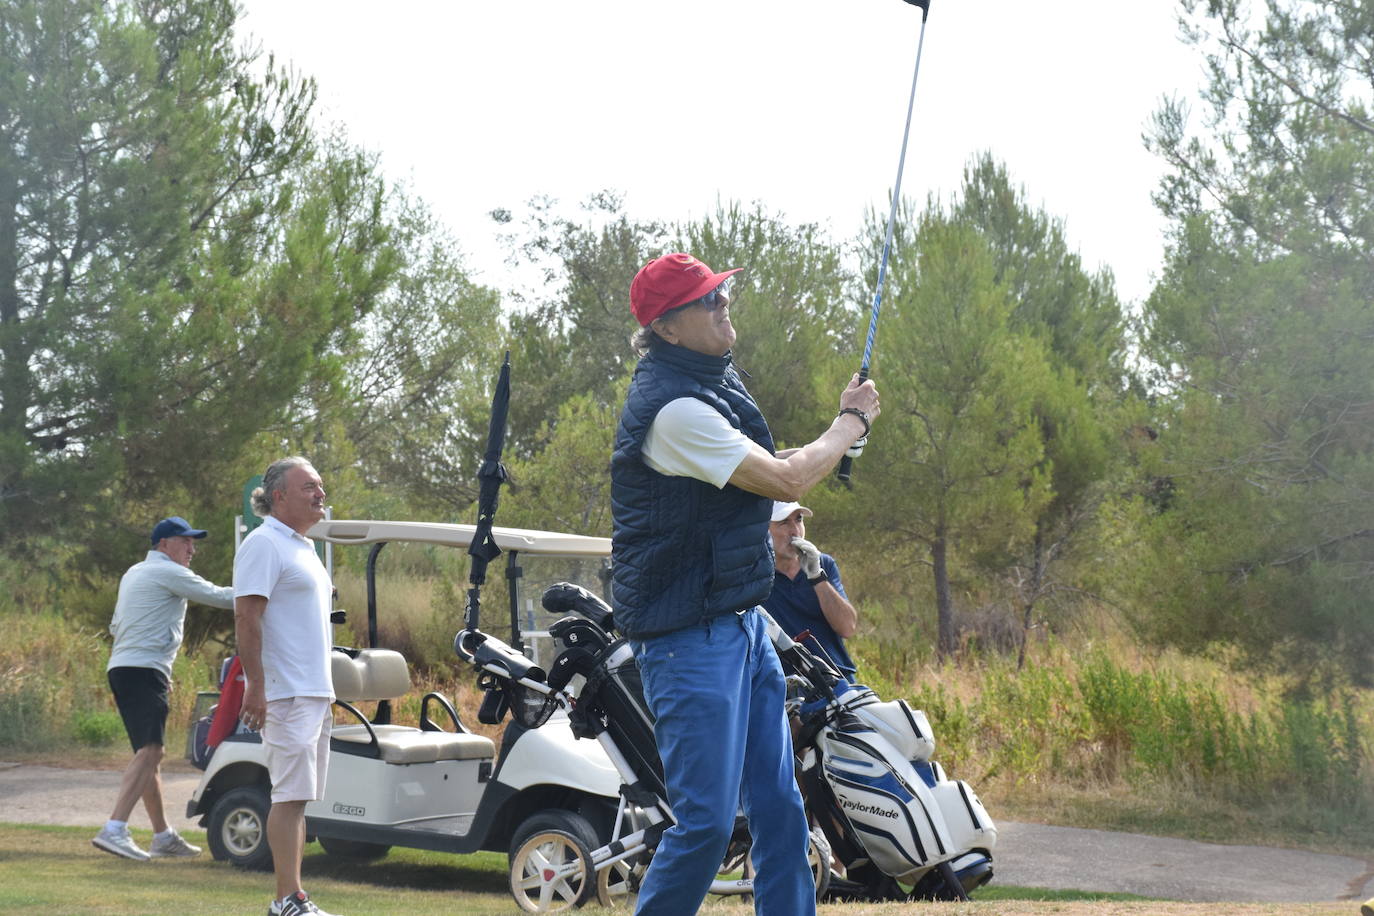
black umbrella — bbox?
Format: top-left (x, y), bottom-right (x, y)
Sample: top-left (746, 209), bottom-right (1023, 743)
top-left (464, 351), bottom-right (511, 633)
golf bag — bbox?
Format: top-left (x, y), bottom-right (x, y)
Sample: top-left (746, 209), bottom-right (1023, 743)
top-left (542, 584), bottom-right (761, 897)
top-left (544, 607), bottom-right (664, 798)
top-left (540, 582), bottom-right (996, 902)
top-left (772, 620), bottom-right (995, 899)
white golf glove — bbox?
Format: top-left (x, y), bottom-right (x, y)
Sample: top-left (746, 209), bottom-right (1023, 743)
top-left (846, 435), bottom-right (868, 458)
top-left (791, 537), bottom-right (824, 581)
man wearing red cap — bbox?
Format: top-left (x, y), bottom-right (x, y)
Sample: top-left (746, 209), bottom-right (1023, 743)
top-left (611, 253), bottom-right (879, 915)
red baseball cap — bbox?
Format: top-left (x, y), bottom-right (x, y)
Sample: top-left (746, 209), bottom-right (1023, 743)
top-left (629, 253), bottom-right (742, 326)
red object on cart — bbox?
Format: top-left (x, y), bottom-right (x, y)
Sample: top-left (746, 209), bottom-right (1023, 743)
top-left (205, 656), bottom-right (245, 748)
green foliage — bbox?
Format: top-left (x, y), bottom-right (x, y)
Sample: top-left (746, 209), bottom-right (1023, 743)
top-left (838, 205), bottom-right (1054, 656)
top-left (495, 192), bottom-right (665, 454)
top-left (1151, 0), bottom-right (1374, 259)
top-left (287, 184), bottom-right (505, 518)
top-left (850, 600), bottom-right (936, 695)
top-left (1137, 224), bottom-right (1374, 686)
top-left (1136, 0), bottom-right (1374, 687)
top-left (495, 195), bottom-right (854, 458)
top-left (952, 156), bottom-right (1135, 666)
top-left (72, 710), bottom-right (123, 746)
top-left (501, 386), bottom-right (623, 537)
top-left (0, 613), bottom-right (111, 749)
top-left (679, 202), bottom-right (854, 449)
top-left (7, 0), bottom-right (307, 535)
top-left (0, 679), bottom-right (50, 749)
top-left (0, 1), bottom-right (511, 664)
top-left (909, 645), bottom-right (1368, 816)
top-left (804, 158), bottom-right (1134, 663)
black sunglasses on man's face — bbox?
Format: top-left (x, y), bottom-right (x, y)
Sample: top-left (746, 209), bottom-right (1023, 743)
top-left (660, 282), bottom-right (732, 322)
top-left (697, 282), bottom-right (730, 310)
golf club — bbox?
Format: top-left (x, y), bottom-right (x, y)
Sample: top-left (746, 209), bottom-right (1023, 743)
top-left (838, 0), bottom-right (931, 483)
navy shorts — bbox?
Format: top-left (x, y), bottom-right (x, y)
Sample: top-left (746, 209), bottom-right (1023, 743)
top-left (108, 667), bottom-right (170, 752)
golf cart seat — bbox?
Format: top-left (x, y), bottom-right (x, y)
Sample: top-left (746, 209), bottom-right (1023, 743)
top-left (330, 648), bottom-right (495, 764)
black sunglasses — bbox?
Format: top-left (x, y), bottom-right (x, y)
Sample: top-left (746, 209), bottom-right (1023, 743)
top-left (697, 281), bottom-right (731, 310)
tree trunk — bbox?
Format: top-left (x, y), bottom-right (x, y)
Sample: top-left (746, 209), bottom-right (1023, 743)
top-left (1016, 526), bottom-right (1046, 671)
top-left (0, 163), bottom-right (29, 497)
top-left (933, 531), bottom-right (956, 659)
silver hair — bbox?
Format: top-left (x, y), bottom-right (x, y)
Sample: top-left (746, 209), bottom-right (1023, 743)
top-left (630, 325), bottom-right (666, 357)
top-left (250, 456), bottom-right (315, 517)
top-left (631, 295), bottom-right (703, 356)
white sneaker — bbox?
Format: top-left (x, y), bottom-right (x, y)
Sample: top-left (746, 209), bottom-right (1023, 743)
top-left (91, 826), bottom-right (150, 861)
top-left (149, 829), bottom-right (202, 858)
top-left (269, 890), bottom-right (341, 916)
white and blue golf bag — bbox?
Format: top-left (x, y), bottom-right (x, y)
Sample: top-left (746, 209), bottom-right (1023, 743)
top-left (543, 583), bottom-right (996, 902)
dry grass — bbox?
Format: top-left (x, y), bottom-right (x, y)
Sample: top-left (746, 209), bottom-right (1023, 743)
top-left (850, 630), bottom-right (1374, 858)
top-left (7, 567), bottom-right (1373, 867)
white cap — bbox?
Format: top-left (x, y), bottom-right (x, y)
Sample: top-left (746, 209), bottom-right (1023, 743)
top-left (771, 501), bottom-right (814, 523)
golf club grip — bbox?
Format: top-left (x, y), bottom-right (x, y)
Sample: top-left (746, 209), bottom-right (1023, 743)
top-left (836, 368), bottom-right (871, 482)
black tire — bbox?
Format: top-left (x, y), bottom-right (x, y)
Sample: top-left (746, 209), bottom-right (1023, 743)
top-left (317, 834), bottom-right (391, 862)
top-left (206, 785), bottom-right (273, 871)
top-left (507, 810), bottom-right (599, 912)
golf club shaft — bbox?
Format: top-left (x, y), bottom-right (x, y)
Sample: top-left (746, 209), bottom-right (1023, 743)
top-left (838, 8), bottom-right (929, 482)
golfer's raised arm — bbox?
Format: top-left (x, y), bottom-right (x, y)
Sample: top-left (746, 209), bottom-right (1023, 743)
top-left (728, 375), bottom-right (879, 501)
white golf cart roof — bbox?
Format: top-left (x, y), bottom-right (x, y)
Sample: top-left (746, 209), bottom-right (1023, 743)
top-left (308, 519), bottom-right (611, 558)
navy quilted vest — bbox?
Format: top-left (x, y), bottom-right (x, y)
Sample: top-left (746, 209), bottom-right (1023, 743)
top-left (610, 344), bottom-right (776, 639)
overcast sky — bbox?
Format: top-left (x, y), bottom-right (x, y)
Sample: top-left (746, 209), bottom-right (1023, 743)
top-left (233, 1), bottom-right (1207, 306)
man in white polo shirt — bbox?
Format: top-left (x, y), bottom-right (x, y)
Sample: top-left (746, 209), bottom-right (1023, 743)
top-left (233, 456), bottom-right (337, 916)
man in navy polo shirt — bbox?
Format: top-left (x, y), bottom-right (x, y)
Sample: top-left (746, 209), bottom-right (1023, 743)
top-left (763, 501), bottom-right (859, 682)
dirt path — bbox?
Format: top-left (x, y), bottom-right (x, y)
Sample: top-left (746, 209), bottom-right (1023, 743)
top-left (3, 760), bottom-right (1370, 907)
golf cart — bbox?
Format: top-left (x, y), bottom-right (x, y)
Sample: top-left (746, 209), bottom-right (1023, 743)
top-left (184, 518), bottom-right (625, 902)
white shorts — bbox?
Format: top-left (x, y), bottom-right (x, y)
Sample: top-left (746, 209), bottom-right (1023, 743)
top-left (263, 696), bottom-right (332, 803)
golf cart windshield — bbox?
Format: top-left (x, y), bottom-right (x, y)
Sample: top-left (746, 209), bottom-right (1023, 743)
top-left (309, 519), bottom-right (612, 666)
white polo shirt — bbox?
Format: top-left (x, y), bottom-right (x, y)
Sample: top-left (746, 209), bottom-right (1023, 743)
top-left (642, 397), bottom-right (752, 488)
top-left (108, 551), bottom-right (234, 678)
top-left (233, 515), bottom-right (334, 702)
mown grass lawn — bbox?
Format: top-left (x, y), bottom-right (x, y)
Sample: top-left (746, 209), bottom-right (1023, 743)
top-left (0, 822), bottom-right (1356, 916)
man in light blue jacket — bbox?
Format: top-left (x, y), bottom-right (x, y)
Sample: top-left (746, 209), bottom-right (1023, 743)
top-left (92, 516), bottom-right (233, 862)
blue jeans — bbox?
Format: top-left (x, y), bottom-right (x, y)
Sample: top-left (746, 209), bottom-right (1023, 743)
top-left (631, 608), bottom-right (815, 916)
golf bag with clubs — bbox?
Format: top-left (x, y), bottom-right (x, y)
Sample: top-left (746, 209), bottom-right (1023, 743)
top-left (541, 599), bottom-right (827, 904)
top-left (456, 618), bottom-right (832, 910)
top-left (540, 582), bottom-right (997, 902)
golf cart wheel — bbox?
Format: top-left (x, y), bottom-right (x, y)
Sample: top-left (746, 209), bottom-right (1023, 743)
top-left (741, 829), bottom-right (835, 900)
top-left (595, 854), bottom-right (646, 909)
top-left (317, 835), bottom-right (391, 861)
top-left (508, 810), bottom-right (598, 912)
top-left (740, 826), bottom-right (833, 902)
top-left (806, 826), bottom-right (834, 901)
top-left (206, 785), bottom-right (273, 870)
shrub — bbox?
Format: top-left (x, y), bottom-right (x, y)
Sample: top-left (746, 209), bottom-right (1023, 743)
top-left (0, 614), bottom-right (112, 750)
top-left (891, 643), bottom-right (1370, 824)
top-left (0, 678), bottom-right (54, 750)
top-left (73, 710), bottom-right (124, 746)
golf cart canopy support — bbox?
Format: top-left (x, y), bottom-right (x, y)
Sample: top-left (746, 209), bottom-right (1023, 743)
top-left (308, 519), bottom-right (612, 651)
